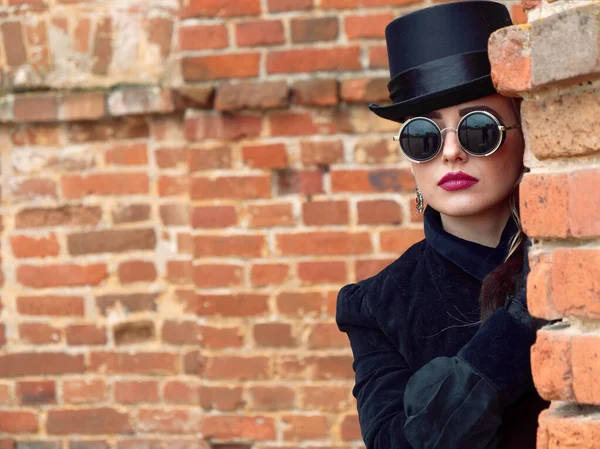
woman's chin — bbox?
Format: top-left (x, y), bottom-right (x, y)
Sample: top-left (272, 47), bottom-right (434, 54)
top-left (429, 197), bottom-right (498, 218)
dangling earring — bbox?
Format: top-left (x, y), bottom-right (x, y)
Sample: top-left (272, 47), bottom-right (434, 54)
top-left (415, 187), bottom-right (424, 213)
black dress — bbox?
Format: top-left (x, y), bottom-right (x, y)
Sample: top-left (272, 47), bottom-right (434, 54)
top-left (336, 206), bottom-right (550, 449)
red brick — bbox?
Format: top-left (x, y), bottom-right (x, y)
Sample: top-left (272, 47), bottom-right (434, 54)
top-left (0, 411), bottom-right (38, 433)
top-left (160, 203), bottom-right (189, 226)
top-left (269, 112), bottom-right (317, 136)
top-left (200, 386), bottom-right (244, 411)
top-left (242, 143), bottom-right (288, 169)
top-left (236, 20), bottom-right (285, 47)
top-left (298, 261), bottom-right (347, 285)
top-left (66, 324), bottom-right (107, 346)
top-left (341, 77), bottom-right (389, 103)
top-left (183, 350), bottom-right (204, 376)
top-left (17, 263), bottom-right (107, 288)
top-left (193, 235), bottom-right (265, 258)
top-left (277, 292), bottom-right (322, 317)
top-left (531, 328), bottom-right (573, 401)
top-left (115, 381), bottom-right (159, 404)
top-left (187, 294), bottom-right (269, 317)
top-left (1, 21), bottom-right (27, 67)
top-left (354, 137), bottom-right (398, 164)
top-left (11, 124), bottom-right (61, 147)
top-left (246, 203), bottom-right (295, 228)
top-left (16, 380), bottom-right (56, 405)
top-left (157, 175), bottom-right (189, 197)
top-left (62, 173), bottom-right (149, 198)
top-left (293, 79), bottom-right (339, 106)
top-left (192, 264), bottom-right (243, 288)
top-left (17, 295), bottom-right (84, 316)
top-left (277, 232), bottom-right (372, 256)
top-left (267, 47), bottom-right (361, 74)
top-left (191, 206), bottom-right (237, 228)
top-left (118, 261), bottom-right (157, 284)
top-left (569, 169), bottom-right (600, 238)
top-left (0, 384), bottom-right (10, 405)
top-left (188, 146), bottom-right (232, 171)
top-left (0, 353), bottom-right (84, 377)
top-left (537, 407), bottom-right (600, 449)
top-left (511, 3), bottom-right (528, 25)
top-left (155, 147), bottom-right (186, 168)
top-left (331, 168), bottom-right (415, 193)
top-left (291, 17), bottom-right (339, 43)
top-left (47, 408), bottom-right (132, 435)
top-left (303, 201), bottom-right (349, 226)
top-left (89, 352), bottom-right (178, 375)
top-left (18, 322), bottom-right (62, 344)
top-left (180, 0), bottom-right (261, 18)
top-left (105, 143), bottom-right (148, 165)
top-left (267, 0), bottom-right (313, 12)
top-left (552, 248), bottom-right (600, 319)
top-left (250, 264), bottom-right (289, 286)
top-left (191, 175), bottom-right (271, 200)
top-left (62, 379), bottom-right (106, 404)
top-left (73, 17), bottom-right (92, 53)
top-left (340, 413), bottom-right (361, 441)
top-left (253, 323), bottom-right (295, 348)
top-left (215, 81), bottom-right (289, 111)
top-left (9, 178), bottom-right (57, 201)
top-left (166, 261), bottom-right (192, 284)
top-left (67, 229), bottom-right (156, 255)
top-left (249, 386), bottom-right (295, 411)
top-left (282, 415), bottom-right (329, 441)
top-left (137, 409), bottom-right (202, 434)
top-left (356, 258), bottom-right (394, 280)
top-left (205, 356), bottom-right (269, 380)
top-left (345, 13), bottom-right (393, 39)
top-left (91, 17), bottom-right (112, 76)
top-left (277, 169), bottom-right (324, 195)
top-left (113, 321), bottom-right (156, 346)
top-left (201, 416), bottom-right (275, 440)
top-left (163, 381), bottom-right (200, 405)
top-left (527, 251), bottom-right (561, 320)
top-left (96, 294), bottom-right (159, 316)
top-left (358, 200), bottom-right (402, 225)
top-left (301, 385), bottom-right (351, 412)
top-left (112, 204), bottom-right (150, 225)
top-left (16, 205), bottom-right (102, 229)
top-left (300, 140), bottom-right (344, 165)
top-left (323, 0), bottom-right (422, 7)
top-left (571, 334), bottom-right (600, 405)
top-left (10, 234), bottom-right (60, 258)
top-left (202, 326), bottom-right (244, 349)
top-left (369, 44), bottom-right (388, 69)
top-left (380, 228), bottom-right (425, 254)
top-left (147, 16), bottom-right (174, 58)
top-left (520, 173), bottom-right (569, 238)
top-left (61, 91), bottom-right (106, 121)
top-left (185, 113), bottom-right (262, 141)
top-left (68, 118), bottom-right (149, 143)
top-left (182, 53), bottom-right (260, 81)
top-left (179, 24), bottom-right (228, 51)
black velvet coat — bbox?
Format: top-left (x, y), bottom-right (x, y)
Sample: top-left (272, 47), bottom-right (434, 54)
top-left (336, 206), bottom-right (550, 449)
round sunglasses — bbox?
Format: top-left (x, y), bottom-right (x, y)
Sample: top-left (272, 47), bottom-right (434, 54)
top-left (392, 110), bottom-right (521, 163)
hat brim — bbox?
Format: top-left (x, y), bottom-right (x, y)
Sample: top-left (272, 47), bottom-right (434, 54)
top-left (369, 75), bottom-right (497, 123)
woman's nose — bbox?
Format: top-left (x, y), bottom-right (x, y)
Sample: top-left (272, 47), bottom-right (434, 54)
top-left (440, 128), bottom-right (468, 163)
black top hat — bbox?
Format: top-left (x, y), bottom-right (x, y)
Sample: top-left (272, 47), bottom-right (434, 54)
top-left (369, 0), bottom-right (513, 123)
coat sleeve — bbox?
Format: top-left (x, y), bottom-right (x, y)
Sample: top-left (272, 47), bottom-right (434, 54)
top-left (336, 282), bottom-right (538, 449)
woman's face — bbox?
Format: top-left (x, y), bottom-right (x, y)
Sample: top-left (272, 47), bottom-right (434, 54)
top-left (407, 94), bottom-right (524, 218)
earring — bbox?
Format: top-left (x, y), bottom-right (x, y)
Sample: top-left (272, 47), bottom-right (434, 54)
top-left (415, 187), bottom-right (424, 213)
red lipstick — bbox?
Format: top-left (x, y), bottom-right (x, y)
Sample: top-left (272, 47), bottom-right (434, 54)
top-left (438, 171), bottom-right (479, 191)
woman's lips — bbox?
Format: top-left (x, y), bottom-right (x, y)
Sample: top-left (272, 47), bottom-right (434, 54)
top-left (438, 172), bottom-right (479, 191)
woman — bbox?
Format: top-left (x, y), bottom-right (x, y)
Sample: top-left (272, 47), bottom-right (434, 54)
top-left (336, 2), bottom-right (552, 448)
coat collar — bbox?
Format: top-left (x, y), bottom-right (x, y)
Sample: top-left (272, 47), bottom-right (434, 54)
top-left (423, 206), bottom-right (518, 281)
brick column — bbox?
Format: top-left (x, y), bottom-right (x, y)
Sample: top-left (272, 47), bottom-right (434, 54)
top-left (489, 1), bottom-right (600, 447)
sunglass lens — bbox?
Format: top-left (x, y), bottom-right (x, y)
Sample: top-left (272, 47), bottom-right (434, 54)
top-left (458, 113), bottom-right (501, 155)
top-left (399, 119), bottom-right (441, 161)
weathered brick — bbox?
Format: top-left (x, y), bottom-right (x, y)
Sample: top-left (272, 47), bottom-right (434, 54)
top-left (96, 294), bottom-right (158, 316)
top-left (276, 292), bottom-right (322, 318)
top-left (16, 206), bottom-right (102, 229)
top-left (10, 234), bottom-right (60, 258)
top-left (242, 143), bottom-right (288, 169)
top-left (193, 264), bottom-right (244, 288)
top-left (331, 168), bottom-right (415, 193)
top-left (61, 173), bottom-right (149, 198)
top-left (112, 204), bottom-right (151, 224)
top-left (16, 380), bottom-right (56, 405)
top-left (569, 169), bottom-right (600, 238)
top-left (277, 169), bottom-right (324, 195)
top-left (302, 201), bottom-right (349, 226)
top-left (182, 53), bottom-right (260, 81)
top-left (300, 140), bottom-right (344, 165)
top-left (191, 175), bottom-right (271, 200)
top-left (201, 416), bottom-right (275, 441)
top-left (341, 78), bottom-right (389, 103)
top-left (291, 17), bottom-right (338, 43)
top-left (537, 406), bottom-right (600, 449)
top-left (300, 385), bottom-right (351, 411)
top-left (282, 415), bottom-right (329, 441)
top-left (253, 323), bottom-right (295, 348)
top-left (67, 229), bottom-right (156, 255)
top-left (236, 19), bottom-right (285, 47)
top-left (61, 92), bottom-right (106, 121)
top-left (113, 321), bottom-right (155, 346)
top-left (0, 353), bottom-right (84, 377)
top-left (47, 408), bottom-right (133, 435)
top-left (293, 79), bottom-right (339, 106)
top-left (520, 172), bottom-right (569, 238)
top-left (91, 17), bottom-right (112, 76)
top-left (17, 264), bottom-right (107, 288)
top-left (19, 323), bottom-right (62, 344)
top-left (179, 24), bottom-right (228, 51)
top-left (187, 293), bottom-right (269, 318)
top-left (158, 175), bottom-right (190, 197)
top-left (185, 113), bottom-right (262, 141)
top-left (323, 0), bottom-right (423, 7)
top-left (68, 118), bottom-right (149, 143)
top-left (1, 22), bottom-right (27, 67)
top-left (14, 95), bottom-right (58, 123)
top-left (105, 143), bottom-right (148, 166)
top-left (108, 88), bottom-right (174, 116)
top-left (9, 178), bottom-right (57, 201)
top-left (62, 379), bottom-right (106, 405)
top-left (137, 409), bottom-right (202, 434)
top-left (488, 24), bottom-right (532, 95)
top-left (89, 352), bottom-right (178, 375)
top-left (147, 16), bottom-right (174, 59)
top-left (531, 327), bottom-right (574, 401)
top-left (245, 203), bottom-right (295, 228)
top-left (215, 81), bottom-right (289, 111)
top-left (267, 47), bottom-right (361, 74)
top-left (354, 137), bottom-right (398, 164)
top-left (572, 334), bottom-right (600, 405)
top-left (17, 295), bottom-right (84, 317)
top-left (180, 0), bottom-right (261, 18)
top-left (160, 203), bottom-right (189, 227)
top-left (248, 386), bottom-right (295, 411)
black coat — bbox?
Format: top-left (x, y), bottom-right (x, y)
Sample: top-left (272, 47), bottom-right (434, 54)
top-left (336, 206), bottom-right (550, 449)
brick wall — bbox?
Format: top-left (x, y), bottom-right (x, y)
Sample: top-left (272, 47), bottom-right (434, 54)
top-left (490, 0), bottom-right (600, 447)
top-left (0, 0), bottom-right (531, 448)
